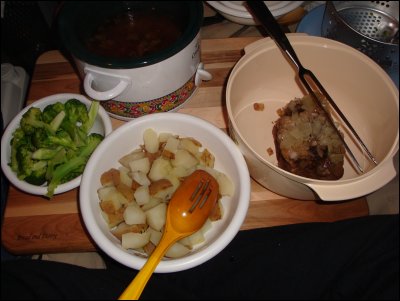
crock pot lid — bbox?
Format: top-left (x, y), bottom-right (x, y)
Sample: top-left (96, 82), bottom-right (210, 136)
top-left (58, 1), bottom-right (203, 69)
top-left (206, 1), bottom-right (304, 18)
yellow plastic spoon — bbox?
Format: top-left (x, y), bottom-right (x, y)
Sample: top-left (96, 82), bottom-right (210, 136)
top-left (118, 170), bottom-right (219, 300)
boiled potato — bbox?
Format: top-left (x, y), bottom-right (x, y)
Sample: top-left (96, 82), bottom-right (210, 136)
top-left (131, 171), bottom-right (151, 186)
top-left (129, 157), bottom-right (150, 174)
top-left (158, 132), bottom-right (175, 143)
top-left (197, 148), bottom-right (215, 168)
top-left (119, 166), bottom-right (133, 187)
top-left (178, 137), bottom-right (201, 157)
top-left (148, 227), bottom-right (162, 245)
top-left (116, 183), bottom-right (134, 202)
top-left (143, 128), bottom-right (159, 153)
top-left (148, 157), bottom-right (172, 181)
top-left (98, 186), bottom-right (129, 207)
top-left (147, 227), bottom-right (190, 257)
top-left (163, 136), bottom-right (180, 155)
top-left (123, 203), bottom-right (146, 225)
top-left (100, 168), bottom-right (119, 186)
top-left (171, 165), bottom-right (195, 178)
top-left (179, 230), bottom-right (205, 249)
top-left (209, 200), bottom-right (223, 221)
top-left (149, 179), bottom-right (172, 194)
top-left (171, 149), bottom-right (198, 169)
top-left (152, 185), bottom-right (175, 202)
top-left (145, 202), bottom-right (167, 231)
top-left (134, 185), bottom-right (150, 205)
top-left (165, 242), bottom-right (190, 258)
top-left (111, 222), bottom-right (147, 240)
top-left (103, 210), bottom-right (124, 229)
top-left (179, 219), bottom-right (211, 249)
top-left (122, 230), bottom-right (150, 249)
top-left (216, 172), bottom-right (234, 196)
top-left (119, 149), bottom-right (145, 168)
top-left (141, 197), bottom-right (162, 211)
top-left (99, 198), bottom-right (121, 214)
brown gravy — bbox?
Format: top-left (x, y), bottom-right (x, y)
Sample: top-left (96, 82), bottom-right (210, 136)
top-left (85, 11), bottom-right (182, 59)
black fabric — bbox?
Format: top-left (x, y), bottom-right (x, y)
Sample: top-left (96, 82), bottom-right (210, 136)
top-left (2, 214), bottom-right (399, 300)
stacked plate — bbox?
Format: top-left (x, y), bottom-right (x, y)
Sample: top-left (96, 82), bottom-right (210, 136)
top-left (206, 1), bottom-right (304, 25)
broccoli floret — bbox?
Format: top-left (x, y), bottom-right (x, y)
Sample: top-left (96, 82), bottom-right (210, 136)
top-left (16, 144), bottom-right (36, 180)
top-left (32, 128), bottom-right (76, 150)
top-left (64, 99), bottom-right (89, 125)
top-left (32, 128), bottom-right (51, 149)
top-left (10, 127), bottom-right (28, 173)
top-left (42, 102), bottom-right (65, 123)
top-left (47, 130), bottom-right (77, 150)
top-left (32, 146), bottom-right (63, 160)
top-left (46, 133), bottom-right (103, 198)
top-left (24, 161), bottom-right (48, 186)
top-left (49, 111), bottom-right (66, 133)
top-left (45, 148), bottom-right (67, 181)
top-left (81, 101), bottom-right (100, 134)
top-left (20, 107), bottom-right (64, 134)
top-left (61, 119), bottom-right (87, 147)
top-left (20, 107), bottom-right (52, 135)
top-left (61, 101), bottom-right (100, 145)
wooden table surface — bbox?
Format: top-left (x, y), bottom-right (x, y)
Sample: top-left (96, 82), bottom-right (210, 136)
top-left (2, 37), bottom-right (369, 255)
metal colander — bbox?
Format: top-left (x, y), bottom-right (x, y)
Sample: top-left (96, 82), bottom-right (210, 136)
top-left (321, 1), bottom-right (399, 78)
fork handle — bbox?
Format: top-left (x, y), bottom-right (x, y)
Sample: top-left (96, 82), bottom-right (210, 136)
top-left (246, 1), bottom-right (302, 70)
top-left (118, 230), bottom-right (180, 300)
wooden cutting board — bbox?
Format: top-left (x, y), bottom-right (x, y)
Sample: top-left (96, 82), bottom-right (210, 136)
top-left (1, 37), bottom-right (369, 255)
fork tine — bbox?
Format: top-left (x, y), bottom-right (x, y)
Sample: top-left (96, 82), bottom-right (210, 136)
top-left (189, 179), bottom-right (211, 213)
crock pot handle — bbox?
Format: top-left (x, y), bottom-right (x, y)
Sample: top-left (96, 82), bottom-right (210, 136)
top-left (195, 62), bottom-right (212, 86)
top-left (306, 158), bottom-right (398, 201)
top-left (83, 68), bottom-right (130, 101)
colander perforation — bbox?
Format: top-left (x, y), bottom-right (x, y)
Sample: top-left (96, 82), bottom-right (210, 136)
top-left (321, 1), bottom-right (398, 76)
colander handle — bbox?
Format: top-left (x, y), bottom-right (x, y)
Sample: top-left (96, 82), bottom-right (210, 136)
top-left (83, 67), bottom-right (130, 101)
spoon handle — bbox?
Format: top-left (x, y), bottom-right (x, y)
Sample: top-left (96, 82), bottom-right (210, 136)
top-left (118, 230), bottom-right (179, 300)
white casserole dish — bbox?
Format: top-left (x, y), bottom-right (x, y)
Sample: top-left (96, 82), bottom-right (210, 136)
top-left (226, 35), bottom-right (399, 201)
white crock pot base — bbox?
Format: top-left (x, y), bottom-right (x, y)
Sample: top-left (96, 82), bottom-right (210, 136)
top-left (100, 74), bottom-right (197, 120)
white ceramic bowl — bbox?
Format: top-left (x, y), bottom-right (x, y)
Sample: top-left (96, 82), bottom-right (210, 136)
top-left (79, 112), bottom-right (251, 272)
top-left (1, 93), bottom-right (113, 196)
top-left (226, 34), bottom-right (399, 201)
top-left (206, 1), bottom-right (304, 25)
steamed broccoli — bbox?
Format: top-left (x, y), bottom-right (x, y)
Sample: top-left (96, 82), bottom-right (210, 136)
top-left (16, 143), bottom-right (36, 180)
top-left (24, 161), bottom-right (48, 186)
top-left (32, 146), bottom-right (64, 160)
top-left (32, 128), bottom-right (77, 150)
top-left (20, 106), bottom-right (66, 134)
top-left (42, 102), bottom-right (65, 123)
top-left (46, 133), bottom-right (103, 198)
top-left (64, 99), bottom-right (89, 125)
top-left (9, 99), bottom-right (104, 199)
top-left (45, 148), bottom-right (67, 181)
top-left (10, 127), bottom-right (28, 173)
top-left (81, 100), bottom-right (99, 134)
top-left (61, 117), bottom-right (88, 147)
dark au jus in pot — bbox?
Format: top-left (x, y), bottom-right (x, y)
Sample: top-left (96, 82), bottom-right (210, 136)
top-left (85, 10), bottom-right (183, 59)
